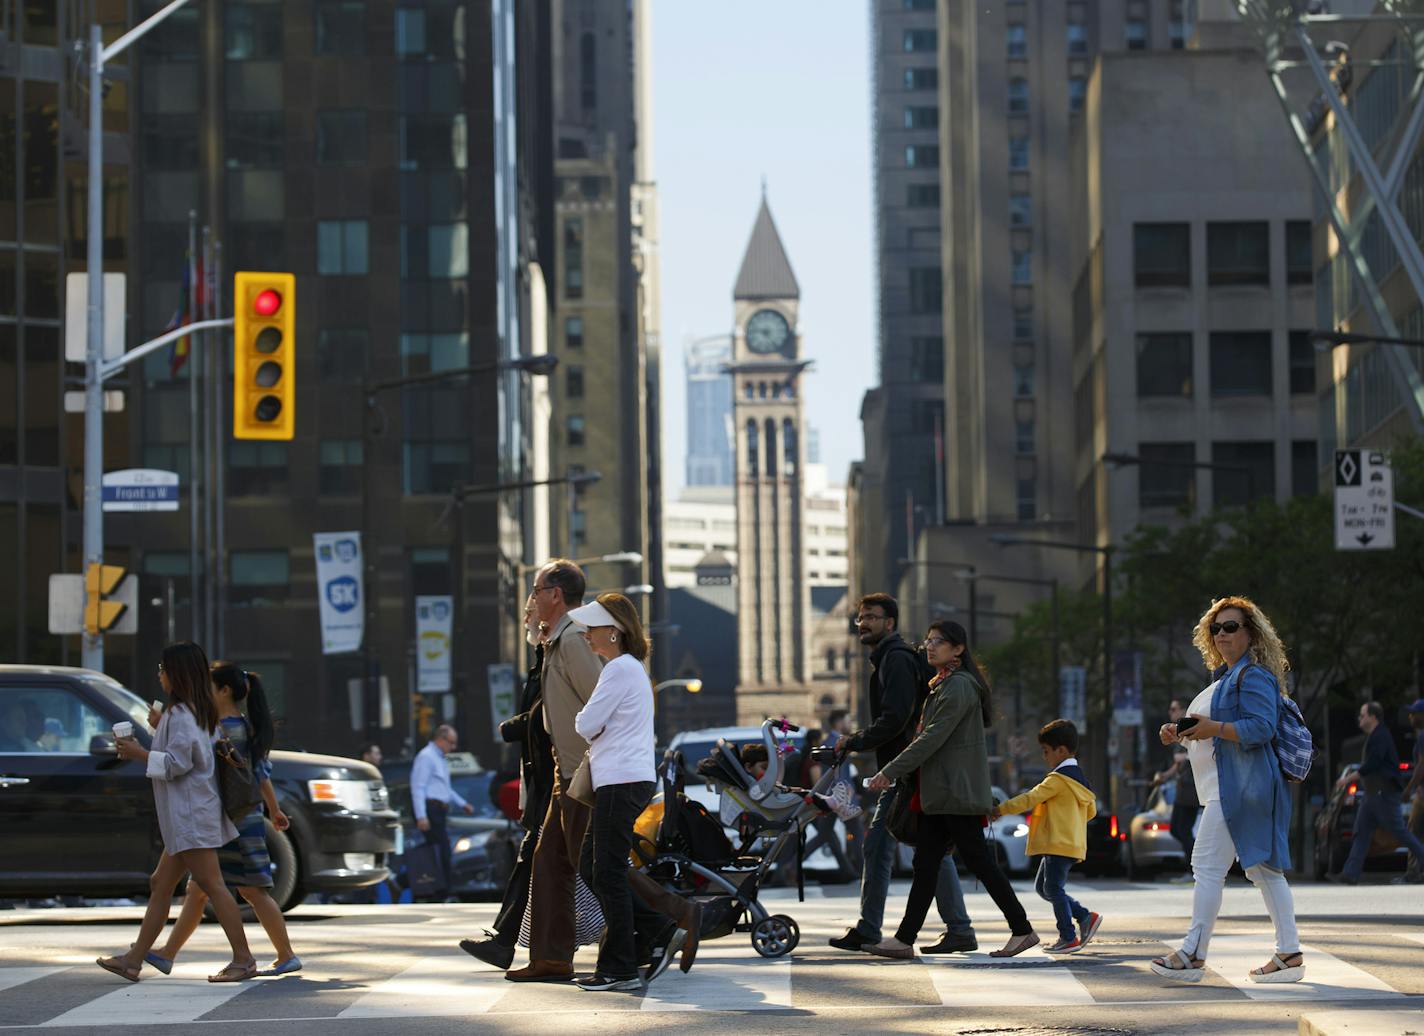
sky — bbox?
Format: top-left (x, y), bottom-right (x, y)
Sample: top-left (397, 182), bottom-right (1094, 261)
top-left (652, 0), bottom-right (875, 498)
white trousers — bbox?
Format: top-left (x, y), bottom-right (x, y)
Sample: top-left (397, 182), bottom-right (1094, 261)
top-left (1180, 800), bottom-right (1299, 960)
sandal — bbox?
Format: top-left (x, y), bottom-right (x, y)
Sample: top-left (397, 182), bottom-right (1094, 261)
top-left (989, 932), bottom-right (1040, 958)
top-left (1150, 949), bottom-right (1206, 983)
top-left (144, 952), bottom-right (174, 975)
top-left (208, 960), bottom-right (258, 983)
top-left (1248, 951), bottom-right (1304, 984)
top-left (96, 956), bottom-right (141, 983)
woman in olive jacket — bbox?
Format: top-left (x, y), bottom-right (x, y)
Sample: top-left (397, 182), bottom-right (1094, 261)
top-left (866, 620), bottom-right (1039, 959)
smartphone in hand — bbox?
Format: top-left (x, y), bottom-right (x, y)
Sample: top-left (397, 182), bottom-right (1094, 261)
top-left (1175, 716), bottom-right (1201, 737)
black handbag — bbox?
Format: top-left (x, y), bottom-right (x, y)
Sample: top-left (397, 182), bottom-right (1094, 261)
top-left (214, 730), bottom-right (262, 822)
top-left (886, 775), bottom-right (920, 846)
top-left (404, 840), bottom-right (447, 897)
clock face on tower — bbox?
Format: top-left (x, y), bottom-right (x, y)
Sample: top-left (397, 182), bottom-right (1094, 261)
top-left (745, 309), bottom-right (790, 354)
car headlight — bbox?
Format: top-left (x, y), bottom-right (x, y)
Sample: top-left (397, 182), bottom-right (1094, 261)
top-left (453, 833), bottom-right (491, 855)
top-left (308, 779), bottom-right (373, 811)
top-left (1012, 823), bottom-right (1030, 838)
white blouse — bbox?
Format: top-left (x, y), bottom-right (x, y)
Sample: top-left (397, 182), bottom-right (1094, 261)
top-left (574, 653), bottom-right (656, 789)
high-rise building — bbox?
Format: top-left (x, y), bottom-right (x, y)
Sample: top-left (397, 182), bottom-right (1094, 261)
top-left (685, 335), bottom-right (733, 487)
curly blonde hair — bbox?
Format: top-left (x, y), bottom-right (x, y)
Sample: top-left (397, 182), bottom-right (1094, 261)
top-left (1191, 595), bottom-right (1290, 691)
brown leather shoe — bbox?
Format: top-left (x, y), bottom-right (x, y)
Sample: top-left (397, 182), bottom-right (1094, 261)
top-left (679, 902), bottom-right (703, 973)
top-left (504, 959), bottom-right (574, 982)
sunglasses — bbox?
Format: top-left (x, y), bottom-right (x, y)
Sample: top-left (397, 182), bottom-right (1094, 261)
top-left (923, 637), bottom-right (949, 648)
top-left (1209, 620), bottom-right (1245, 636)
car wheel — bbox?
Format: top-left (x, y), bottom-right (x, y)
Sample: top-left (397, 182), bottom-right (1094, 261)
top-left (265, 821), bottom-right (302, 912)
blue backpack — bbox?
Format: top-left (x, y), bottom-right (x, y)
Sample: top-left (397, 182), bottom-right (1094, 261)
top-left (1234, 664), bottom-right (1315, 784)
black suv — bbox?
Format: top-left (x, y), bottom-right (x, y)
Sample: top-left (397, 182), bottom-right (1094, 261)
top-left (0, 665), bottom-right (399, 910)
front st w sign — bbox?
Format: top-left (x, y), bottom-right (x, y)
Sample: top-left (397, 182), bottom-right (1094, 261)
top-left (1334, 450), bottom-right (1395, 551)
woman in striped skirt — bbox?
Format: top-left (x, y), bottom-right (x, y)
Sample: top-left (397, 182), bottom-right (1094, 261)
top-left (145, 663), bottom-right (302, 977)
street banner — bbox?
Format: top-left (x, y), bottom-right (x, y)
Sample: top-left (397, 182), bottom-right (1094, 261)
top-left (1334, 449), bottom-right (1395, 550)
top-left (314, 532), bottom-right (363, 654)
top-left (1059, 665), bottom-right (1087, 731)
top-left (415, 595), bottom-right (454, 692)
top-left (487, 663), bottom-right (517, 740)
top-left (1112, 651), bottom-right (1144, 728)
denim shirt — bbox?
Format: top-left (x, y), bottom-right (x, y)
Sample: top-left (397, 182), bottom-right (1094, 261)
top-left (1209, 654), bottom-right (1291, 872)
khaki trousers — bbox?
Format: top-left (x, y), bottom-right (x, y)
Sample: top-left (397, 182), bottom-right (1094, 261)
top-left (528, 779), bottom-right (591, 963)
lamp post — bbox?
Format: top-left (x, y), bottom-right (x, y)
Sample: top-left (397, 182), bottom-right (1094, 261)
top-left (954, 569), bottom-right (1060, 729)
top-left (990, 534), bottom-right (1114, 803)
top-left (653, 678), bottom-right (702, 744)
top-left (359, 354), bottom-right (557, 747)
top-left (1310, 329), bottom-right (1424, 350)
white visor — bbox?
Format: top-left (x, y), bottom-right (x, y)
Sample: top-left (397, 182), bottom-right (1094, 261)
top-left (567, 600), bottom-right (625, 632)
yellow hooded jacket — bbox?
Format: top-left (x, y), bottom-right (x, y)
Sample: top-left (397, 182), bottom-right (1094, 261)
top-left (996, 762), bottom-right (1097, 862)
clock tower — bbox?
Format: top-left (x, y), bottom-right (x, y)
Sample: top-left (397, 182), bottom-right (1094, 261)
top-left (729, 198), bottom-right (813, 724)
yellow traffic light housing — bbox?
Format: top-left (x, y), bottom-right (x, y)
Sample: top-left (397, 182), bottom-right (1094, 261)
top-left (84, 563), bottom-right (127, 635)
top-left (233, 271), bottom-right (296, 440)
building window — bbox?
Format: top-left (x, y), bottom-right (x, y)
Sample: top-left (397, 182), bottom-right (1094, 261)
top-left (566, 365), bottom-right (585, 399)
top-left (746, 419), bottom-right (759, 479)
top-left (910, 336), bottom-right (944, 382)
top-left (1136, 332), bottom-right (1194, 398)
top-left (317, 328), bottom-right (368, 381)
top-left (315, 0), bottom-right (365, 55)
top-left (1212, 441), bottom-right (1275, 506)
top-left (565, 316), bottom-right (583, 348)
top-left (399, 114), bottom-right (468, 170)
top-left (316, 109), bottom-right (367, 165)
top-left (1133, 222), bottom-right (1191, 287)
top-left (1009, 136), bottom-right (1029, 170)
top-left (904, 28), bottom-right (937, 52)
top-left (906, 183), bottom-right (940, 208)
top-left (904, 0), bottom-right (935, 9)
top-left (904, 67), bottom-right (938, 91)
top-left (228, 442), bottom-right (288, 496)
top-left (1007, 24), bottom-right (1027, 59)
top-left (317, 220), bottom-right (369, 275)
top-left (905, 144), bottom-right (940, 169)
top-left (1125, 19), bottom-right (1148, 49)
top-left (1069, 77), bottom-right (1087, 113)
top-left (400, 332), bottom-right (469, 376)
top-left (1207, 221), bottom-right (1270, 286)
top-left (1012, 249), bottom-right (1032, 285)
top-left (319, 439), bottom-right (364, 495)
top-left (567, 415), bottom-right (586, 448)
top-left (1210, 332), bottom-right (1273, 397)
top-left (1013, 306), bottom-right (1033, 340)
top-left (1014, 362), bottom-right (1035, 397)
top-left (579, 31), bottom-right (597, 111)
top-left (1009, 193), bottom-right (1032, 227)
top-left (1015, 419), bottom-right (1035, 454)
top-left (1286, 221), bottom-right (1313, 285)
top-left (1016, 479), bottom-right (1036, 521)
top-left (425, 223), bottom-right (469, 278)
top-left (403, 442), bottom-right (469, 495)
top-left (783, 418), bottom-right (798, 475)
top-left (1139, 443), bottom-right (1196, 509)
top-left (904, 106), bottom-right (938, 129)
top-left (909, 267), bottom-right (943, 313)
top-left (564, 219), bottom-right (584, 299)
top-left (229, 550), bottom-right (290, 606)
top-left (1067, 22), bottom-right (1088, 55)
top-left (1008, 77), bottom-right (1029, 114)
top-left (1292, 440), bottom-right (1319, 496)
top-left (395, 8), bottom-right (426, 56)
top-left (225, 1), bottom-right (283, 61)
top-left (226, 112), bottom-right (284, 169)
top-left (1289, 331), bottom-right (1316, 394)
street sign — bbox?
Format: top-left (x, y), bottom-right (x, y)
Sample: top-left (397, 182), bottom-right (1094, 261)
top-left (1059, 665), bottom-right (1087, 730)
top-left (49, 573), bottom-right (137, 635)
top-left (1334, 449), bottom-right (1395, 550)
top-left (1112, 651), bottom-right (1144, 728)
top-left (487, 663), bottom-right (517, 740)
top-left (64, 390), bottom-right (124, 414)
top-left (64, 272), bottom-right (125, 362)
top-left (102, 469), bottom-right (179, 512)
top-left (415, 595), bottom-right (453, 692)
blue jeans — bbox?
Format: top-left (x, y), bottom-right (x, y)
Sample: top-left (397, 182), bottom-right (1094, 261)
top-left (1342, 789), bottom-right (1424, 880)
top-left (1034, 854), bottom-right (1090, 942)
top-left (854, 787), bottom-right (974, 940)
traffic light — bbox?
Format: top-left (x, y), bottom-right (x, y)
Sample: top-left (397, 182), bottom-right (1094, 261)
top-left (84, 564), bottom-right (127, 636)
top-left (233, 271), bottom-right (295, 440)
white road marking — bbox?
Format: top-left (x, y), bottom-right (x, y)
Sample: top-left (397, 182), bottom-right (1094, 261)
top-left (640, 954), bottom-right (793, 1012)
top-left (922, 947), bottom-right (1095, 1007)
top-left (337, 955), bottom-right (507, 1019)
top-left (1204, 936), bottom-right (1402, 1002)
top-left (0, 968), bottom-right (69, 995)
top-left (42, 972), bottom-right (257, 1027)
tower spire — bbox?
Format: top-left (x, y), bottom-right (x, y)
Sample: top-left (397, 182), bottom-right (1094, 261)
top-left (733, 197), bottom-right (799, 300)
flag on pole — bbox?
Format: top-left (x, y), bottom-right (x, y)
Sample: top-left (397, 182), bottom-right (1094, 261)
top-left (166, 255), bottom-right (207, 377)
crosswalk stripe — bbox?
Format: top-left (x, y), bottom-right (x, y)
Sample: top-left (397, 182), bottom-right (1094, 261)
top-left (0, 967), bottom-right (69, 995)
top-left (1203, 936), bottom-right (1403, 1002)
top-left (640, 954), bottom-right (793, 1012)
top-left (338, 956), bottom-right (508, 1019)
top-left (922, 948), bottom-right (1095, 1007)
top-left (41, 972), bottom-right (257, 1027)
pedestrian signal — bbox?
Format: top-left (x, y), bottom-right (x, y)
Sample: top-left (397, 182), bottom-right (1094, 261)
top-left (84, 563), bottom-right (127, 635)
top-left (233, 272), bottom-right (295, 440)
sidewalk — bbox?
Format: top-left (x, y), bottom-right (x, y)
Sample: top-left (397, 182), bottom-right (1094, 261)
top-left (1300, 1007), bottom-right (1424, 1036)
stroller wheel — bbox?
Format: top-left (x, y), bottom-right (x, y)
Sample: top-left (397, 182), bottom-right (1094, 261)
top-left (750, 914), bottom-right (800, 958)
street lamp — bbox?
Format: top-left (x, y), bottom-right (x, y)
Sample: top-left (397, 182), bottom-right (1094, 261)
top-left (990, 533), bottom-right (1114, 803)
top-left (654, 678), bottom-right (702, 695)
top-left (1310, 329), bottom-right (1424, 350)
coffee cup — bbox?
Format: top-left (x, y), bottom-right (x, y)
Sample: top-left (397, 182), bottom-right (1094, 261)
top-left (112, 721), bottom-right (134, 740)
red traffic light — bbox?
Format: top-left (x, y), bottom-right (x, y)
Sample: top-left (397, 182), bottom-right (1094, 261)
top-left (253, 289), bottom-right (282, 317)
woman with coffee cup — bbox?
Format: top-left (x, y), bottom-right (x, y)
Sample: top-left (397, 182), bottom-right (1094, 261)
top-left (144, 663), bottom-right (301, 978)
top-left (98, 642), bottom-right (257, 984)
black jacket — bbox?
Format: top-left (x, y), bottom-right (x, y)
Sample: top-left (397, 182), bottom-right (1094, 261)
top-left (1359, 723), bottom-right (1403, 795)
top-left (499, 643), bottom-right (555, 830)
top-left (846, 632), bottom-right (930, 771)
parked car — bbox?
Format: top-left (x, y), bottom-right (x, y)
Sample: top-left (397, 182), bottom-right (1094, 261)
top-left (0, 665), bottom-right (399, 910)
top-left (1082, 799), bottom-right (1126, 877)
top-left (1313, 763), bottom-right (1415, 878)
top-left (381, 753), bottom-right (520, 900)
top-left (1122, 782), bottom-right (1199, 880)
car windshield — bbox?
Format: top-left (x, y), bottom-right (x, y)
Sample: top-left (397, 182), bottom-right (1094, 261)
top-left (83, 676), bottom-right (151, 730)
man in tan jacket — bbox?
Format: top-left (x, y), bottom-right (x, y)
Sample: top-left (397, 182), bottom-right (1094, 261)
top-left (506, 558), bottom-right (603, 982)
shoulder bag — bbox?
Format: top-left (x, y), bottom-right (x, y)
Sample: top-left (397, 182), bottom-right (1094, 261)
top-left (214, 726), bottom-right (263, 821)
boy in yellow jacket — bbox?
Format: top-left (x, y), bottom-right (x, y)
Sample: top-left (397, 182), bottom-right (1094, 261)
top-left (992, 720), bottom-right (1103, 954)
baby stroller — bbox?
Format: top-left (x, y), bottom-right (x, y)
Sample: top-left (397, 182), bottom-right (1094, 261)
top-left (636, 718), bottom-right (857, 958)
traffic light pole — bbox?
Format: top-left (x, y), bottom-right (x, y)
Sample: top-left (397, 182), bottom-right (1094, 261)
top-left (81, 0), bottom-right (197, 670)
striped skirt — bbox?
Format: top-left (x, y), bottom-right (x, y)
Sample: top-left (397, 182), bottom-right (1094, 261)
top-left (216, 808), bottom-right (273, 888)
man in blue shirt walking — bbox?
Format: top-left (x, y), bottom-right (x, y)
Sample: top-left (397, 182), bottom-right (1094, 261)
top-left (412, 724), bottom-right (474, 895)
top-left (1334, 702), bottom-right (1424, 884)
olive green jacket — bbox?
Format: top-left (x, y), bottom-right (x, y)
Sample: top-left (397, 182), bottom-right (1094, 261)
top-left (881, 670), bottom-right (992, 815)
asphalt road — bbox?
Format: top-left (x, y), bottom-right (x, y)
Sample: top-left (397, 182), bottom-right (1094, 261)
top-left (0, 878), bottom-right (1420, 1035)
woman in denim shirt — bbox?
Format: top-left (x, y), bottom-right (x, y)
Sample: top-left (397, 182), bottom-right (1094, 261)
top-left (1149, 596), bottom-right (1303, 984)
